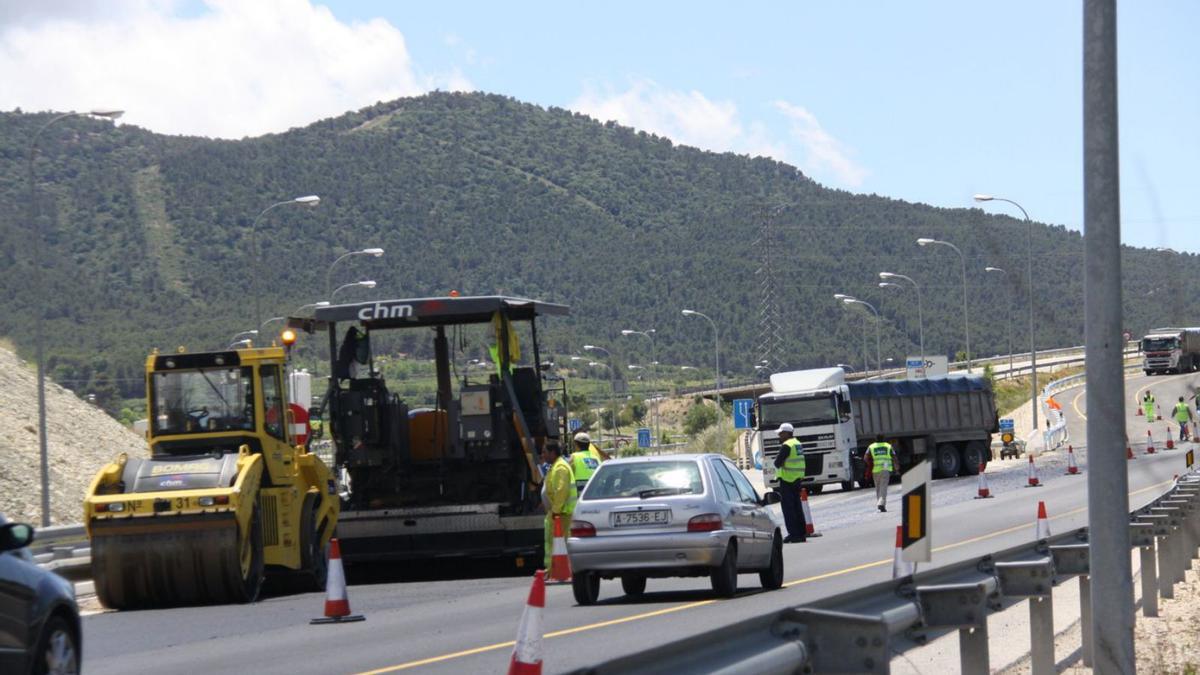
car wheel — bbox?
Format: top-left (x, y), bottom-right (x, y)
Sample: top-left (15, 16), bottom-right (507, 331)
top-left (806, 484), bottom-right (824, 495)
top-left (620, 575), bottom-right (647, 597)
top-left (33, 615), bottom-right (79, 675)
top-left (759, 534), bottom-right (784, 590)
top-left (572, 571), bottom-right (600, 605)
top-left (710, 542), bottom-right (738, 598)
top-left (934, 443), bottom-right (962, 479)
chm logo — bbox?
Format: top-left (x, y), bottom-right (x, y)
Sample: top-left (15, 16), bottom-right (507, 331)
top-left (357, 302), bottom-right (414, 320)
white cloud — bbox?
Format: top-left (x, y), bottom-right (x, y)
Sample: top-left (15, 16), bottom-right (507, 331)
top-left (0, 0), bottom-right (472, 138)
top-left (773, 100), bottom-right (867, 187)
top-left (570, 79), bottom-right (868, 188)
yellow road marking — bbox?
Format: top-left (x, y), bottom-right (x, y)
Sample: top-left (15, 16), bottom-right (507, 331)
top-left (356, 477), bottom-right (1179, 674)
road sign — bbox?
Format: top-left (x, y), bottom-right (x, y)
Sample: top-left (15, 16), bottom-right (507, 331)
top-left (1188, 449), bottom-right (1195, 469)
top-left (999, 418), bottom-right (1015, 431)
top-left (568, 418), bottom-right (582, 432)
top-left (901, 461), bottom-right (932, 563)
top-left (906, 355), bottom-right (948, 379)
top-left (637, 428), bottom-right (651, 448)
top-left (733, 399), bottom-right (754, 429)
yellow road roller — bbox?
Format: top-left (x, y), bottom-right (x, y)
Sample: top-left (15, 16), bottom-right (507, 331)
top-left (83, 339), bottom-right (337, 609)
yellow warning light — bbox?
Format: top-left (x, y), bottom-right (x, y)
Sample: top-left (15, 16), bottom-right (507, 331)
top-left (281, 329), bottom-right (297, 346)
top-left (1001, 432), bottom-right (1014, 444)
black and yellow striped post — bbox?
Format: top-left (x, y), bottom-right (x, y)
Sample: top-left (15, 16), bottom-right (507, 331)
top-left (901, 460), bottom-right (932, 563)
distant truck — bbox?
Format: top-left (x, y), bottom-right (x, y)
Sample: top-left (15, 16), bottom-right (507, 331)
top-left (1141, 327), bottom-right (1200, 375)
top-left (753, 368), bottom-right (999, 491)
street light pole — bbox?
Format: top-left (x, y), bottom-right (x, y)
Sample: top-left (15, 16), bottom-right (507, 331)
top-left (621, 329), bottom-right (658, 444)
top-left (975, 194), bottom-right (1037, 430)
top-left (326, 247), bottom-right (384, 299)
top-left (918, 238), bottom-right (971, 371)
top-left (682, 310), bottom-right (721, 423)
top-left (879, 273), bottom-right (924, 367)
top-left (28, 109), bottom-right (123, 527)
top-left (584, 344), bottom-right (619, 444)
top-left (837, 297), bottom-right (882, 373)
top-left (331, 280), bottom-right (376, 302)
top-left (251, 195), bottom-right (320, 328)
top-left (985, 267), bottom-right (1015, 375)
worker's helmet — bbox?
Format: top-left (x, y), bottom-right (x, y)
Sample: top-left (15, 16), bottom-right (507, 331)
top-left (776, 423), bottom-right (794, 435)
top-left (573, 432), bottom-right (591, 443)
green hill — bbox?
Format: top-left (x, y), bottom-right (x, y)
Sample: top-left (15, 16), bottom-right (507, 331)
top-left (0, 92), bottom-right (1188, 413)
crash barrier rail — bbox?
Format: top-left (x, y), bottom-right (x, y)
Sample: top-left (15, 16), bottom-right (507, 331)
top-left (1036, 359), bottom-right (1147, 454)
top-left (573, 471), bottom-right (1200, 675)
top-left (27, 524), bottom-right (91, 580)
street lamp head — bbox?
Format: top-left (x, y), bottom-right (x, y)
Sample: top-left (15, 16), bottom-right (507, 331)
top-left (570, 356), bottom-right (585, 361)
top-left (681, 309), bottom-right (696, 316)
top-left (917, 238), bottom-right (936, 246)
top-left (583, 344), bottom-right (597, 351)
top-left (627, 365), bottom-right (643, 370)
top-left (973, 194), bottom-right (995, 202)
top-left (681, 366), bottom-right (696, 370)
top-left (294, 195), bottom-right (320, 206)
top-left (620, 330), bottom-right (635, 336)
top-left (588, 361), bottom-right (601, 367)
top-left (880, 272), bottom-right (897, 280)
top-left (833, 293), bottom-right (851, 300)
top-left (842, 298), bottom-right (858, 305)
top-left (360, 280), bottom-right (377, 289)
top-left (88, 109), bottom-right (124, 119)
top-left (985, 266), bottom-right (1005, 273)
top-left (362, 247), bottom-right (384, 256)
top-left (314, 300), bottom-right (330, 307)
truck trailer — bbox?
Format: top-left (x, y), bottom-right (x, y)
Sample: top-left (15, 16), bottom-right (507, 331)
top-left (754, 367), bottom-right (999, 491)
top-left (1141, 327), bottom-right (1200, 375)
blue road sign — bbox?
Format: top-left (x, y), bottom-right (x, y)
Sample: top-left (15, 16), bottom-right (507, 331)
top-left (637, 428), bottom-right (652, 448)
top-left (568, 418), bottom-right (582, 432)
top-left (733, 399), bottom-right (754, 429)
top-left (999, 418), bottom-right (1015, 431)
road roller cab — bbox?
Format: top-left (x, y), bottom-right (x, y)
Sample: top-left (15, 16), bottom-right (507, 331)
top-left (84, 344), bottom-right (338, 609)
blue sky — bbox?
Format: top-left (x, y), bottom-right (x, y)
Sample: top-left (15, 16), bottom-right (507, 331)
top-left (3, 1), bottom-right (1196, 251)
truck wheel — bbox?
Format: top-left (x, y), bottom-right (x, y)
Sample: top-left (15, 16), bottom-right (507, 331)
top-left (806, 484), bottom-right (824, 495)
top-left (961, 442), bottom-right (987, 475)
top-left (232, 506), bottom-right (265, 604)
top-left (934, 444), bottom-right (962, 479)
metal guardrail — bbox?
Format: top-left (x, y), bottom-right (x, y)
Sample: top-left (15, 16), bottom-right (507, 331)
top-left (572, 471), bottom-right (1200, 674)
top-left (28, 524), bottom-right (91, 581)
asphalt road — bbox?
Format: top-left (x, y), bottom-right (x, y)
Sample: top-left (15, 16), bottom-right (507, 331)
top-left (81, 370), bottom-right (1198, 675)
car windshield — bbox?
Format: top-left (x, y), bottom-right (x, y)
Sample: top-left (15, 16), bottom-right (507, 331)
top-left (1144, 338), bottom-right (1178, 351)
top-left (583, 461), bottom-right (704, 500)
top-left (151, 367), bottom-right (254, 435)
top-left (760, 396), bottom-right (837, 427)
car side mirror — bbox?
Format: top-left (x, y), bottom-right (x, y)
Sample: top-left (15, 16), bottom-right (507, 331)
top-left (761, 491), bottom-right (781, 506)
top-left (0, 523), bottom-right (34, 552)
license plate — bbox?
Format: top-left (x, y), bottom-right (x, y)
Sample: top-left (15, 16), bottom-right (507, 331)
top-left (613, 510), bottom-right (670, 527)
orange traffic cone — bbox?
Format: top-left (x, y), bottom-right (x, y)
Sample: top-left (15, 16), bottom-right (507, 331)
top-left (1167, 426), bottom-right (1176, 450)
top-left (1065, 446), bottom-right (1080, 475)
top-left (1146, 429), bottom-right (1157, 454)
top-left (311, 538), bottom-right (365, 624)
top-left (892, 525), bottom-right (914, 579)
top-left (1025, 455), bottom-right (1041, 487)
top-left (508, 570), bottom-right (545, 675)
top-left (548, 516), bottom-right (572, 583)
top-left (975, 463), bottom-right (993, 498)
top-left (800, 488), bottom-right (821, 537)
top-left (1035, 501), bottom-right (1051, 540)
top-left (1128, 444), bottom-right (1137, 460)
top-left (1158, 405), bottom-right (1164, 421)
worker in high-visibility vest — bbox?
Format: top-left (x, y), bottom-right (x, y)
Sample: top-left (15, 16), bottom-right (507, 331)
top-left (1174, 396), bottom-right (1193, 442)
top-left (1143, 391), bottom-right (1156, 422)
top-left (772, 423), bottom-right (808, 543)
top-left (540, 442), bottom-right (576, 570)
top-left (570, 432), bottom-right (609, 492)
top-left (865, 434), bottom-right (897, 513)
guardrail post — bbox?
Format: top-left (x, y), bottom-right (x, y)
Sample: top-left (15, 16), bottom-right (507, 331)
top-left (1140, 513), bottom-right (1175, 599)
top-left (1151, 505), bottom-right (1184, 587)
top-left (1050, 543), bottom-right (1091, 667)
top-left (995, 559), bottom-right (1056, 675)
top-left (787, 608), bottom-right (902, 674)
top-left (1163, 499), bottom-right (1195, 580)
top-left (1132, 520), bottom-right (1163, 615)
top-left (914, 580), bottom-right (994, 675)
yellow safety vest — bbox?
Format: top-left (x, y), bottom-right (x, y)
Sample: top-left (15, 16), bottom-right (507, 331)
top-left (1174, 402), bottom-right (1191, 423)
top-left (868, 442), bottom-right (894, 473)
top-left (545, 457), bottom-right (577, 516)
top-left (571, 445), bottom-right (603, 483)
top-left (776, 438), bottom-right (807, 483)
